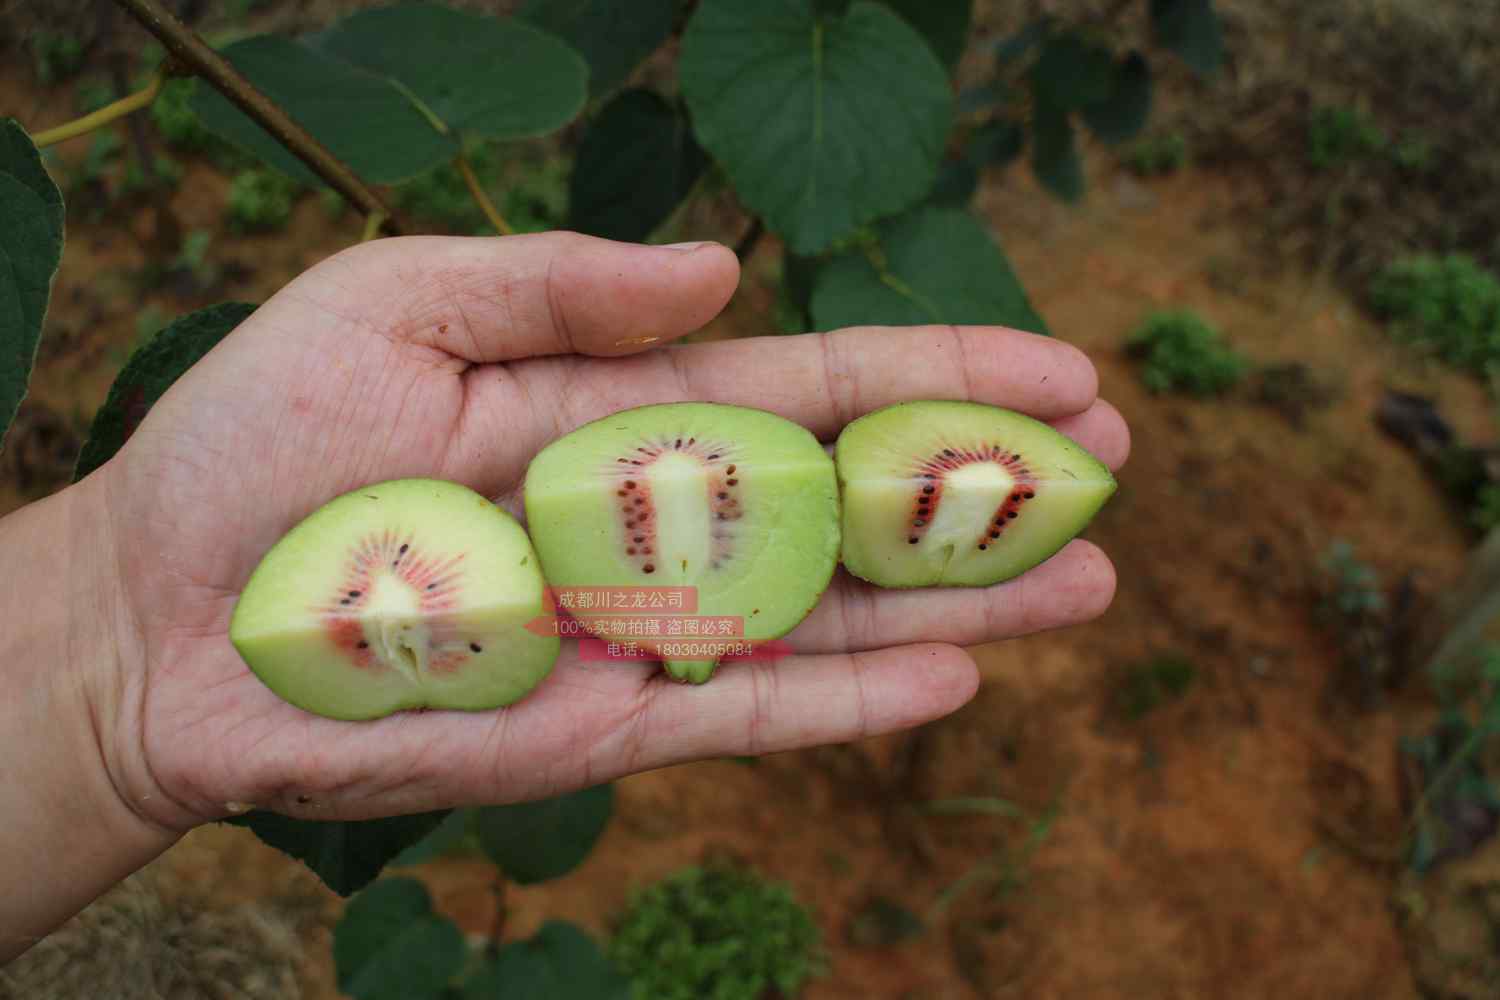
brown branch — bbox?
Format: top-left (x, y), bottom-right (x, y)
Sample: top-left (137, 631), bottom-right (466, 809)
top-left (111, 0), bottom-right (401, 235)
top-left (734, 217), bottom-right (764, 262)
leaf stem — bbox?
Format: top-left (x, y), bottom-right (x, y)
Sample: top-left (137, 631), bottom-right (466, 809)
top-left (360, 210), bottom-right (388, 243)
top-left (111, 0), bottom-right (401, 234)
top-left (455, 154), bottom-right (513, 236)
top-left (34, 70), bottom-right (165, 148)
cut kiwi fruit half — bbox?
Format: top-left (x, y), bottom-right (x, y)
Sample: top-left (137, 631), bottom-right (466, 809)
top-left (836, 401), bottom-right (1116, 588)
top-left (524, 402), bottom-right (840, 683)
top-left (229, 478), bottom-right (560, 720)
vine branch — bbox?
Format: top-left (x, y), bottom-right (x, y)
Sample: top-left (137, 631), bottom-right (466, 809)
top-left (455, 154), bottom-right (513, 236)
top-left (34, 71), bottom-right (165, 148)
top-left (111, 0), bottom-right (401, 234)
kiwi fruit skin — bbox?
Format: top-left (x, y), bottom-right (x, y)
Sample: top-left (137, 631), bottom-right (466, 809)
top-left (835, 401), bottom-right (1116, 589)
top-left (229, 478), bottom-right (560, 720)
top-left (523, 403), bottom-right (840, 683)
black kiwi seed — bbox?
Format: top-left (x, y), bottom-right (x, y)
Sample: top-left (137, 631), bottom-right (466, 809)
top-left (908, 537), bottom-right (919, 544)
top-left (340, 598), bottom-right (352, 605)
top-left (923, 485), bottom-right (935, 494)
top-left (348, 590), bottom-right (361, 598)
top-left (978, 544), bottom-right (988, 551)
top-left (717, 492), bottom-right (728, 500)
top-left (469, 642), bottom-right (482, 653)
top-left (357, 640), bottom-right (368, 649)
top-left (989, 530), bottom-right (1000, 539)
top-left (643, 564), bottom-right (655, 573)
top-left (726, 478), bottom-right (738, 486)
top-left (399, 544), bottom-right (409, 554)
top-left (708, 453), bottom-right (720, 460)
top-left (1024, 491), bottom-right (1035, 499)
top-left (943, 449), bottom-right (955, 457)
top-left (1007, 511), bottom-right (1018, 519)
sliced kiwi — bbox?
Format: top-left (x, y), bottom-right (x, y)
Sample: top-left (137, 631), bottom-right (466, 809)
top-left (229, 479), bottom-right (560, 720)
top-left (523, 403), bottom-right (840, 683)
top-left (836, 401), bottom-right (1116, 588)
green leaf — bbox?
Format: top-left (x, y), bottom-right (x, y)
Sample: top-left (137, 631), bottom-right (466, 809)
top-left (518, 0), bottom-right (675, 97)
top-left (569, 89), bottom-right (706, 243)
top-left (390, 808), bottom-right (474, 867)
top-left (929, 157), bottom-right (978, 206)
top-left (334, 878), bottom-right (467, 1000)
top-left (1030, 98), bottom-right (1084, 202)
top-left (225, 808), bottom-right (453, 896)
top-left (810, 206), bottom-right (1047, 334)
top-left (464, 922), bottom-right (629, 1000)
top-left (74, 303), bottom-right (255, 481)
top-left (190, 36), bottom-right (456, 185)
top-left (0, 120), bottom-right (64, 451)
top-left (680, 0), bottom-right (952, 255)
top-left (1150, 0), bottom-right (1224, 76)
top-left (474, 785), bottom-right (612, 885)
top-left (1081, 52), bottom-right (1152, 145)
top-left (968, 118), bottom-right (1025, 167)
top-left (1030, 33), bottom-right (1115, 111)
top-left (316, 3), bottom-right (588, 140)
top-left (879, 0), bottom-right (972, 69)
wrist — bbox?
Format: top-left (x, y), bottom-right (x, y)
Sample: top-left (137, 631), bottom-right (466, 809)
top-left (0, 477), bottom-right (177, 962)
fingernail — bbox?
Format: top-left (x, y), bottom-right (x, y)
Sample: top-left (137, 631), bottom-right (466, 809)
top-left (661, 240), bottom-right (718, 253)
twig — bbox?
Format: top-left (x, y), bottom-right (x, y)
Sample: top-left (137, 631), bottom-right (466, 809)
top-left (734, 216), bottom-right (764, 261)
top-left (34, 71), bottom-right (164, 148)
top-left (111, 0), bottom-right (400, 234)
top-left (454, 153), bottom-right (513, 236)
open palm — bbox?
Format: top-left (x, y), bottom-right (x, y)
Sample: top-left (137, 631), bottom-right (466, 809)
top-left (90, 233), bottom-right (1128, 832)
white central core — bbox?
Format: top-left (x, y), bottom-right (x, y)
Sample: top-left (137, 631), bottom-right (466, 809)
top-left (646, 453), bottom-right (712, 582)
top-left (362, 571), bottom-right (429, 684)
top-left (925, 463), bottom-right (1015, 548)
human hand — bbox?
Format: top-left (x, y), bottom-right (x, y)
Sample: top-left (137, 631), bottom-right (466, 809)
top-left (82, 233), bottom-right (1128, 832)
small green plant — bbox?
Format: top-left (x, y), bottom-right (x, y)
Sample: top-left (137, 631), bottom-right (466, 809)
top-left (1404, 648), bottom-right (1500, 871)
top-left (1125, 310), bottom-right (1247, 396)
top-left (30, 33), bottom-right (85, 85)
top-left (1116, 655), bottom-right (1197, 720)
top-left (1321, 540), bottom-right (1386, 619)
top-left (1390, 133), bottom-right (1436, 174)
top-left (1369, 254), bottom-right (1500, 375)
top-left (610, 864), bottom-right (825, 1000)
top-left (1308, 105), bottom-right (1386, 170)
top-left (225, 167), bottom-right (299, 232)
top-left (1125, 132), bottom-right (1189, 177)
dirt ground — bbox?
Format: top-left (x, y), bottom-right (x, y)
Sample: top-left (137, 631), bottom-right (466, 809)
top-left (7, 3), bottom-right (1500, 998)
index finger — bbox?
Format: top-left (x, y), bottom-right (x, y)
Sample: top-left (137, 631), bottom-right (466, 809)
top-left (654, 324), bottom-right (1097, 438)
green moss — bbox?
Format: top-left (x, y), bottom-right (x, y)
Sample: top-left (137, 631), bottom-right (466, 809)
top-left (1308, 105), bottom-right (1386, 170)
top-left (1369, 254), bottom-right (1500, 375)
top-left (225, 169), bottom-right (300, 233)
top-left (1124, 132), bottom-right (1188, 177)
top-left (609, 865), bottom-right (825, 1000)
top-left (1126, 310), bottom-right (1246, 397)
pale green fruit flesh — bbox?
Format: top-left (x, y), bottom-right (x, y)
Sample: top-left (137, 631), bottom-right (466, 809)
top-left (836, 401), bottom-right (1116, 588)
top-left (523, 403), bottom-right (840, 683)
top-left (229, 479), bottom-right (560, 720)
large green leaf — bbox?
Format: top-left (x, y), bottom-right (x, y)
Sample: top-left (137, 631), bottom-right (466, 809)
top-left (190, 35), bottom-right (455, 185)
top-left (810, 206), bottom-right (1047, 334)
top-left (879, 0), bottom-right (972, 69)
top-left (518, 0), bottom-right (675, 97)
top-left (316, 3), bottom-right (588, 140)
top-left (474, 784), bottom-right (612, 885)
top-left (464, 922), bottom-right (629, 1000)
top-left (1030, 33), bottom-right (1114, 111)
top-left (1081, 52), bottom-right (1152, 145)
top-left (334, 878), bottom-right (466, 1000)
top-left (74, 303), bottom-right (255, 480)
top-left (0, 120), bottom-right (64, 450)
top-left (680, 0), bottom-right (952, 255)
top-left (1030, 97), bottom-right (1084, 202)
top-left (390, 807), bottom-right (474, 867)
top-left (1150, 0), bottom-right (1224, 76)
top-left (569, 89), bottom-right (706, 243)
top-left (225, 808), bottom-right (453, 896)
